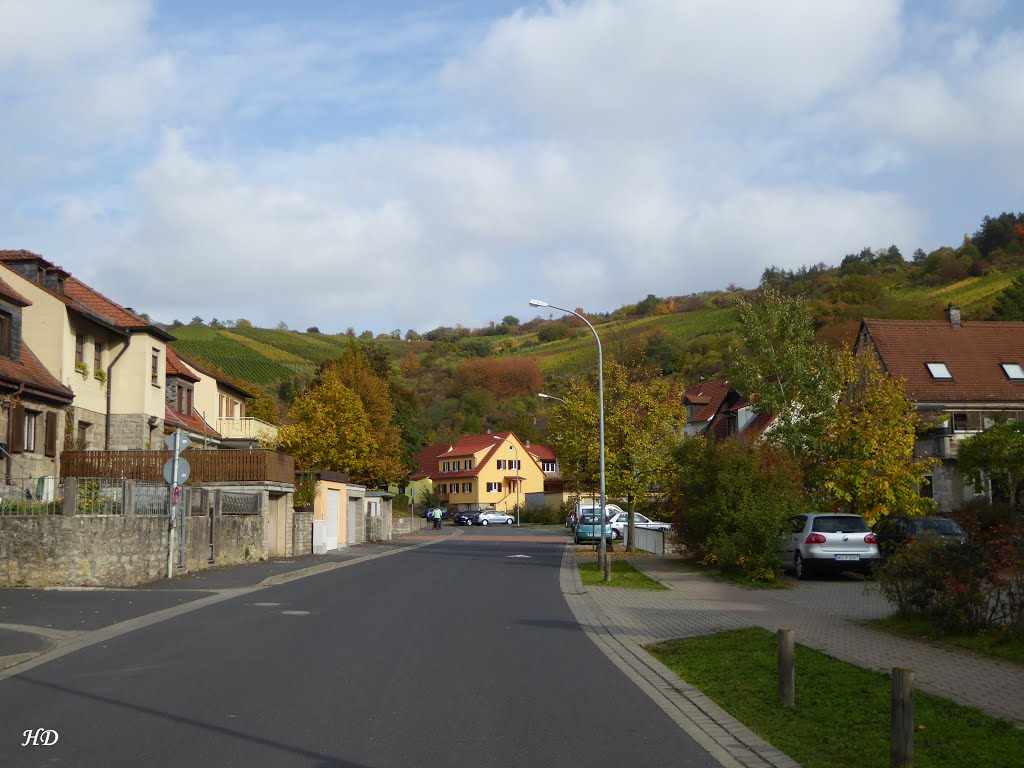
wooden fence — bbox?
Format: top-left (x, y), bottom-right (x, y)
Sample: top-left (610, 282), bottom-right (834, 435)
top-left (59, 449), bottom-right (295, 485)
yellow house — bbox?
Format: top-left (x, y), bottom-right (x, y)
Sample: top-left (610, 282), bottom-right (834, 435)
top-left (432, 432), bottom-right (545, 512)
top-left (0, 250), bottom-right (172, 450)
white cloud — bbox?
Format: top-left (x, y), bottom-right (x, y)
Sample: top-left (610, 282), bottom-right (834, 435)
top-left (444, 0), bottom-right (902, 139)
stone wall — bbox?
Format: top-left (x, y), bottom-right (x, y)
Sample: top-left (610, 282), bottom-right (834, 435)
top-left (292, 508), bottom-right (312, 556)
top-left (391, 515), bottom-right (430, 536)
top-left (0, 515), bottom-right (169, 587)
top-left (215, 514), bottom-right (265, 564)
top-left (107, 412), bottom-right (160, 450)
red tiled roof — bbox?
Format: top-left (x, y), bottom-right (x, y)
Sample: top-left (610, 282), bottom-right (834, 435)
top-left (684, 379), bottom-right (730, 423)
top-left (64, 276), bottom-right (151, 328)
top-left (429, 431), bottom-right (542, 480)
top-left (527, 443), bottom-right (557, 461)
top-left (0, 274), bottom-right (30, 308)
top-left (860, 318), bottom-right (1024, 404)
top-left (0, 344), bottom-right (74, 404)
top-left (163, 404), bottom-right (221, 439)
top-left (409, 444), bottom-right (448, 481)
top-left (166, 347), bottom-right (200, 382)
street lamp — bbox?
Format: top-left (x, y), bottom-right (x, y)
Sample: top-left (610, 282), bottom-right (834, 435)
top-left (537, 393), bottom-right (567, 404)
top-left (530, 298), bottom-right (609, 582)
top-left (493, 435), bottom-right (520, 526)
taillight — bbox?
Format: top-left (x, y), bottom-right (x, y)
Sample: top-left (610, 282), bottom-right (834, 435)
top-left (805, 533), bottom-right (826, 544)
top-left (864, 533), bottom-right (877, 544)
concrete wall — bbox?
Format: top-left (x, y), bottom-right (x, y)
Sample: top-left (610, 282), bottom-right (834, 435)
top-left (292, 508), bottom-right (312, 556)
top-left (391, 515), bottom-right (430, 536)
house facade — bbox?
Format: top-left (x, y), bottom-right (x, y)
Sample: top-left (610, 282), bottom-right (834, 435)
top-left (855, 304), bottom-right (1024, 512)
top-left (431, 432), bottom-right (545, 512)
top-left (0, 250), bottom-right (173, 450)
top-left (0, 274), bottom-right (74, 494)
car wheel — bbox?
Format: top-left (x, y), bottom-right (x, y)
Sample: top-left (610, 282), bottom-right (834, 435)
top-left (794, 553), bottom-right (809, 580)
top-left (611, 529), bottom-right (621, 540)
top-left (480, 519), bottom-right (489, 526)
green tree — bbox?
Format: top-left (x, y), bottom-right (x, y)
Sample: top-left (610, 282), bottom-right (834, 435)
top-left (819, 351), bottom-right (936, 525)
top-left (274, 368), bottom-right (378, 482)
top-left (958, 421), bottom-right (1024, 507)
top-left (990, 272), bottom-right (1024, 321)
top-left (246, 387), bottom-right (280, 426)
top-left (730, 284), bottom-right (841, 468)
top-left (548, 360), bottom-right (685, 551)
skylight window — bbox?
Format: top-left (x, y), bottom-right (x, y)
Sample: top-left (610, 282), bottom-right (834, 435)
top-left (926, 363), bottom-right (952, 380)
top-left (1001, 363), bottom-right (1024, 380)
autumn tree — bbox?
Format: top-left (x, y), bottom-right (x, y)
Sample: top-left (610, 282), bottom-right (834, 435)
top-left (819, 351), bottom-right (936, 524)
top-left (452, 357), bottom-right (543, 398)
top-left (548, 360), bottom-right (685, 551)
top-left (273, 367), bottom-right (378, 483)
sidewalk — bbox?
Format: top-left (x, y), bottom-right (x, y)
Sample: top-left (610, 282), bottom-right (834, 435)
top-left (585, 556), bottom-right (1024, 728)
top-left (0, 533), bottom-right (450, 671)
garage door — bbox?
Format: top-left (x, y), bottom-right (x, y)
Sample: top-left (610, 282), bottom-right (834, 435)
top-left (326, 489), bottom-right (340, 550)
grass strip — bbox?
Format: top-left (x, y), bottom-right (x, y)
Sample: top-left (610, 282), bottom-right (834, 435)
top-left (578, 559), bottom-right (667, 590)
top-left (868, 616), bottom-right (1024, 668)
top-left (648, 627), bottom-right (1024, 768)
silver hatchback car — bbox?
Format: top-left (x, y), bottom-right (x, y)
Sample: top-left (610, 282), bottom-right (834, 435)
top-left (474, 510), bottom-right (514, 526)
top-left (777, 513), bottom-right (879, 579)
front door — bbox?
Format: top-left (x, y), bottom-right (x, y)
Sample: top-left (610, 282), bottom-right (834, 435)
top-left (326, 489), bottom-right (340, 550)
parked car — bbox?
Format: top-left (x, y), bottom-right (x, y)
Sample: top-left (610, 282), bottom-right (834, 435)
top-left (475, 510), bottom-right (514, 526)
top-left (873, 515), bottom-right (967, 559)
top-left (420, 507), bottom-right (447, 519)
top-left (574, 513), bottom-right (615, 544)
top-left (776, 513), bottom-right (879, 579)
top-left (453, 511), bottom-right (476, 526)
top-left (606, 511), bottom-right (671, 540)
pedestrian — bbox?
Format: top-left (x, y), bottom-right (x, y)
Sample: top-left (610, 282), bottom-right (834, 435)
top-left (432, 507), bottom-right (442, 530)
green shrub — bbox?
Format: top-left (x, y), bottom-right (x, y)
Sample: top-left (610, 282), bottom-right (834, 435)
top-left (669, 438), bottom-right (806, 581)
top-left (518, 505), bottom-right (563, 525)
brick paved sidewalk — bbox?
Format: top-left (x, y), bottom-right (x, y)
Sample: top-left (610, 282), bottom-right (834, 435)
top-left (587, 557), bottom-right (1024, 728)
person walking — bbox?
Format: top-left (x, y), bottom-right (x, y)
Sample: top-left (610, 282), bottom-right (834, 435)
top-left (432, 507), bottom-right (442, 530)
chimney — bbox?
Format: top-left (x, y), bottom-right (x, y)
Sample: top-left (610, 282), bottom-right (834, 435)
top-left (945, 303), bottom-right (962, 328)
top-left (524, 440), bottom-right (531, 448)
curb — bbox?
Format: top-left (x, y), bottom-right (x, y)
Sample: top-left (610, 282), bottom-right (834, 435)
top-left (560, 546), bottom-right (801, 768)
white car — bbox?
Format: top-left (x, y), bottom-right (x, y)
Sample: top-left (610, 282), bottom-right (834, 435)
top-left (606, 512), bottom-right (672, 540)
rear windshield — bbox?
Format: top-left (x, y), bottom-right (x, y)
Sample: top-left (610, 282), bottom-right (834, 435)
top-left (579, 514), bottom-right (601, 525)
top-left (811, 516), bottom-right (869, 533)
top-left (911, 518), bottom-right (964, 536)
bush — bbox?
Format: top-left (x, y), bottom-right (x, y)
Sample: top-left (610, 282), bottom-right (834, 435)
top-left (876, 506), bottom-right (1024, 636)
top-left (669, 438), bottom-right (806, 581)
top-left (518, 505), bottom-right (564, 525)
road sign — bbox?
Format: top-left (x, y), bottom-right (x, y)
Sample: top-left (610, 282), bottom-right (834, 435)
top-left (164, 430), bottom-right (191, 453)
top-left (163, 457), bottom-right (191, 485)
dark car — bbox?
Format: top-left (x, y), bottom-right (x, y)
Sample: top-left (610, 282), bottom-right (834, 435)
top-left (874, 516), bottom-right (967, 559)
top-left (453, 511), bottom-right (476, 526)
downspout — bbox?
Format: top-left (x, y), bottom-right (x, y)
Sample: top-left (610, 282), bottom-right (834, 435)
top-left (6, 383), bottom-right (25, 484)
top-left (104, 334), bottom-right (130, 450)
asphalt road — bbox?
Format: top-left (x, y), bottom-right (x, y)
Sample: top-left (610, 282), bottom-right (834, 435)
top-left (0, 528), bottom-right (722, 767)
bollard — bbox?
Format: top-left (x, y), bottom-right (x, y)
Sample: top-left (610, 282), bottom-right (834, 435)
top-left (777, 629), bottom-right (795, 709)
top-left (891, 667), bottom-right (915, 768)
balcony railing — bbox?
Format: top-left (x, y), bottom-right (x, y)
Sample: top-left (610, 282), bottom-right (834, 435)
top-left (60, 449), bottom-right (295, 485)
top-left (216, 417), bottom-right (279, 442)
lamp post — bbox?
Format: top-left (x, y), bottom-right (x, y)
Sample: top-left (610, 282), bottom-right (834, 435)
top-left (537, 393), bottom-right (567, 405)
top-left (530, 299), bottom-right (609, 582)
top-left (494, 435), bottom-right (521, 526)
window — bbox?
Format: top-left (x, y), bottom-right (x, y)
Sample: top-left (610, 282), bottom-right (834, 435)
top-left (486, 482), bottom-right (501, 493)
top-left (94, 342), bottom-right (103, 372)
top-left (151, 349), bottom-right (160, 386)
top-left (542, 460), bottom-right (557, 472)
top-left (23, 409), bottom-right (39, 452)
top-left (497, 459), bottom-right (506, 470)
top-left (463, 460), bottom-right (471, 470)
top-left (510, 460), bottom-right (520, 470)
top-left (952, 412), bottom-right (969, 432)
top-left (443, 461), bottom-right (450, 472)
top-left (462, 482), bottom-right (472, 494)
top-left (76, 334), bottom-right (85, 365)
top-left (926, 362), bottom-right (952, 379)
top-left (0, 311), bottom-right (11, 356)
top-left (77, 421), bottom-right (91, 450)
top-left (1001, 363), bottom-right (1024, 380)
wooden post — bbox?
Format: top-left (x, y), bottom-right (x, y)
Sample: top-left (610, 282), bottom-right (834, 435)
top-left (891, 667), bottom-right (915, 768)
top-left (777, 629), bottom-right (795, 708)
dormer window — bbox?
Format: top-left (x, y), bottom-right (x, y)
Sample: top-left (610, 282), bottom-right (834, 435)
top-left (1001, 363), bottom-right (1024, 380)
top-left (926, 362), bottom-right (952, 380)
top-left (0, 311), bottom-right (11, 357)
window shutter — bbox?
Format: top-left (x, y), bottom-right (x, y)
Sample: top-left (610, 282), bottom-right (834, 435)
top-left (11, 403), bottom-right (24, 453)
top-left (44, 412), bottom-right (57, 457)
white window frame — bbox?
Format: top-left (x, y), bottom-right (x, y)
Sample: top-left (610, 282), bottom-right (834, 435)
top-left (926, 362), bottom-right (952, 379)
top-left (1001, 363), bottom-right (1024, 380)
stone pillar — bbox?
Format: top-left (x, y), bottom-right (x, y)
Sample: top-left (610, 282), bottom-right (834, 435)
top-left (122, 479), bottom-right (136, 515)
top-left (62, 477), bottom-right (78, 516)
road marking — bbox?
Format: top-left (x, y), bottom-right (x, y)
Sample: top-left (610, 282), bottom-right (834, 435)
top-left (280, 610), bottom-right (310, 616)
top-left (250, 602), bottom-right (281, 607)
top-left (506, 555), bottom-right (532, 558)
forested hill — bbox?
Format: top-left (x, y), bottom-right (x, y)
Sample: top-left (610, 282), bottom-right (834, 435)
top-left (169, 211), bottom-right (1024, 448)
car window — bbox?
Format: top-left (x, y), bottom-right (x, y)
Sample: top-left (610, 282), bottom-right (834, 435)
top-left (913, 518), bottom-right (964, 536)
top-left (812, 516), bottom-right (869, 533)
top-left (636, 514), bottom-right (651, 524)
top-left (788, 517), bottom-right (805, 534)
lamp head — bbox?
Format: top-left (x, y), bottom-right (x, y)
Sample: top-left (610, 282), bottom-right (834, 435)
top-left (528, 299), bottom-right (548, 308)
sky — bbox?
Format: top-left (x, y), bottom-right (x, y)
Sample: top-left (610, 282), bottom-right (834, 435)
top-left (1, 0), bottom-right (1023, 334)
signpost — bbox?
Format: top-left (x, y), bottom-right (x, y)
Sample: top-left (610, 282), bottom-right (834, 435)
top-left (409, 486), bottom-right (415, 533)
top-left (164, 430), bottom-right (191, 577)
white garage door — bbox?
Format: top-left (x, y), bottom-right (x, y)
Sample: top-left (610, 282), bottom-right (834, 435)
top-left (326, 489), bottom-right (340, 550)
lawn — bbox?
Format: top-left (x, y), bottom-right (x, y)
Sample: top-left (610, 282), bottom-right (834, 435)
top-left (578, 559), bottom-right (667, 590)
top-left (868, 616), bottom-right (1024, 668)
top-left (648, 627), bottom-right (1024, 768)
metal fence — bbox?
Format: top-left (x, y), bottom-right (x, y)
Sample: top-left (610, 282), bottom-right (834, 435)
top-left (0, 476), bottom-right (62, 516)
top-left (221, 491), bottom-right (261, 515)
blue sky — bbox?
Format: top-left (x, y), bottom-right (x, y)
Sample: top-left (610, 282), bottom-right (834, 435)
top-left (1, 0), bottom-right (1022, 333)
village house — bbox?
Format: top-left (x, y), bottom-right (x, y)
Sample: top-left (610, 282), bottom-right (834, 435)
top-left (431, 432), bottom-right (546, 512)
